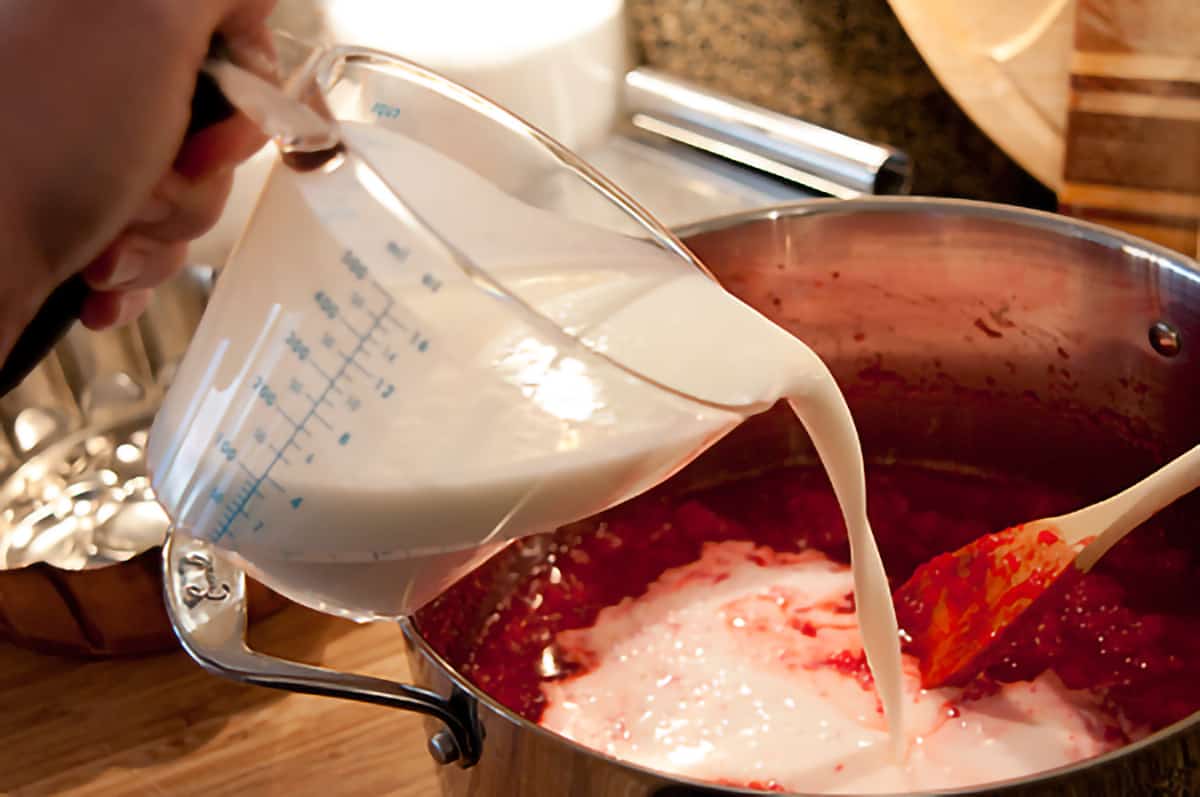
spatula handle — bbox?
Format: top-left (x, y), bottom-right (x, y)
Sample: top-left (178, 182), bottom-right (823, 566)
top-left (1071, 442), bottom-right (1200, 570)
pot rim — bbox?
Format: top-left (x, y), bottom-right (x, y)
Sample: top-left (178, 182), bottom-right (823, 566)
top-left (404, 196), bottom-right (1200, 796)
top-left (674, 195), bottom-right (1200, 277)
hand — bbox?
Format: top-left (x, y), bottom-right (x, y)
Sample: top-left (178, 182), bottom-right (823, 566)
top-left (0, 0), bottom-right (276, 362)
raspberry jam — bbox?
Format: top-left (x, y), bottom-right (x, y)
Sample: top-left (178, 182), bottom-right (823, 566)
top-left (416, 464), bottom-right (1200, 738)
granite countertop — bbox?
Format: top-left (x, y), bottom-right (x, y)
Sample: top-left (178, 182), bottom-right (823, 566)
top-left (627, 0), bottom-right (1057, 208)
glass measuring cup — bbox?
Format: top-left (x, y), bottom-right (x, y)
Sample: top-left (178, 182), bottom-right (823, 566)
top-left (148, 41), bottom-right (783, 620)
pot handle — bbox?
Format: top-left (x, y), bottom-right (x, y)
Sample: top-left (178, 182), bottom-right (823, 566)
top-left (161, 532), bottom-right (482, 766)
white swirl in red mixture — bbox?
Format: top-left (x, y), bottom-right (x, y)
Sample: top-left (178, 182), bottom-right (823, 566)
top-left (541, 541), bottom-right (1120, 794)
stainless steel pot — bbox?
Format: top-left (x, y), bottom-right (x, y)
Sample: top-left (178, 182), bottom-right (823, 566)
top-left (165, 198), bottom-right (1200, 796)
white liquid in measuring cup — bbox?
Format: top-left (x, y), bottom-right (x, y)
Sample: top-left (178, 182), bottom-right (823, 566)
top-left (148, 122), bottom-right (904, 751)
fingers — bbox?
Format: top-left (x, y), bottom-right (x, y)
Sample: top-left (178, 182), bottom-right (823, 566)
top-left (79, 288), bottom-right (155, 332)
top-left (78, 103), bottom-right (244, 330)
top-left (82, 238), bottom-right (191, 293)
top-left (36, 0), bottom-right (280, 336)
top-left (134, 168), bottom-right (238, 245)
top-left (214, 0), bottom-right (279, 77)
top-left (79, 237), bottom-right (186, 331)
top-left (175, 113), bottom-right (268, 180)
top-left (80, 238), bottom-right (187, 331)
top-left (85, 162), bottom-right (233, 292)
top-left (173, 0), bottom-right (274, 185)
top-left (216, 0), bottom-right (277, 38)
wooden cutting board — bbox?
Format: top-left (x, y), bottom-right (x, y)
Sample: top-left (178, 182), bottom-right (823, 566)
top-left (886, 0), bottom-right (1075, 190)
top-left (1058, 0), bottom-right (1200, 257)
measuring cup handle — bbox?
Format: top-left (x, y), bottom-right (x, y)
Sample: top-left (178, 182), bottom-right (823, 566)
top-left (161, 532), bottom-right (483, 767)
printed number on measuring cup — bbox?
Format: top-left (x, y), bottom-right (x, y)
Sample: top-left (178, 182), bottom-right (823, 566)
top-left (286, 332), bottom-right (309, 360)
top-left (314, 291), bottom-right (338, 319)
top-left (343, 250), bottom-right (367, 279)
top-left (249, 377), bottom-right (276, 406)
top-left (386, 241), bottom-right (409, 262)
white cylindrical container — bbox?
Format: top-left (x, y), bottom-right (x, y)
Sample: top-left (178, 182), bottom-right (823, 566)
top-left (189, 0), bottom-right (632, 269)
top-left (321, 0), bottom-right (631, 152)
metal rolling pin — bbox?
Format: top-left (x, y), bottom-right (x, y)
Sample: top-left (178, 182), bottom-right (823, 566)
top-left (624, 67), bottom-right (912, 199)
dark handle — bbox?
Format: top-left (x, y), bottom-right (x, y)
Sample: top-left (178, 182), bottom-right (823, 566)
top-left (0, 65), bottom-right (236, 398)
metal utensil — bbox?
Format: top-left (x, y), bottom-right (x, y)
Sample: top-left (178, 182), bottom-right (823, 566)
top-left (159, 199), bottom-right (1200, 795)
top-left (624, 67), bottom-right (912, 198)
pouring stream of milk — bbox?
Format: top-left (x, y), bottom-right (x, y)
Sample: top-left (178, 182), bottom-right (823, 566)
top-left (152, 120), bottom-right (906, 754)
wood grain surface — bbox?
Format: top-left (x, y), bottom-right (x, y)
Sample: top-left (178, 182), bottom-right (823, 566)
top-left (885, 0), bottom-right (1074, 191)
top-left (0, 605), bottom-right (440, 796)
top-left (1059, 0), bottom-right (1200, 256)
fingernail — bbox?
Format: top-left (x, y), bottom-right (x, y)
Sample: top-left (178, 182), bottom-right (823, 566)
top-left (107, 247), bottom-right (146, 288)
top-left (113, 289), bottom-right (154, 328)
top-left (174, 136), bottom-right (212, 180)
top-left (221, 32), bottom-right (278, 79)
top-left (135, 196), bottom-right (173, 225)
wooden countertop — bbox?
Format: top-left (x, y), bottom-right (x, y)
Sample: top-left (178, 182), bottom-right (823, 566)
top-left (0, 606), bottom-right (441, 796)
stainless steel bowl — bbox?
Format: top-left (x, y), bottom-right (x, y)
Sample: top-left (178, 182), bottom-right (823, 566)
top-left (0, 268), bottom-right (289, 656)
top-left (402, 199), bottom-right (1200, 796)
top-left (0, 268), bottom-right (210, 572)
top-left (163, 197), bottom-right (1200, 795)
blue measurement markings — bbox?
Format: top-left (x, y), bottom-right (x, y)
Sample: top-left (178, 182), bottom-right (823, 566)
top-left (209, 244), bottom-right (434, 544)
top-left (370, 101), bottom-right (401, 120)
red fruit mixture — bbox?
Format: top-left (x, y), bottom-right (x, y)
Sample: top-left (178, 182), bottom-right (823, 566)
top-left (416, 465), bottom-right (1200, 745)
